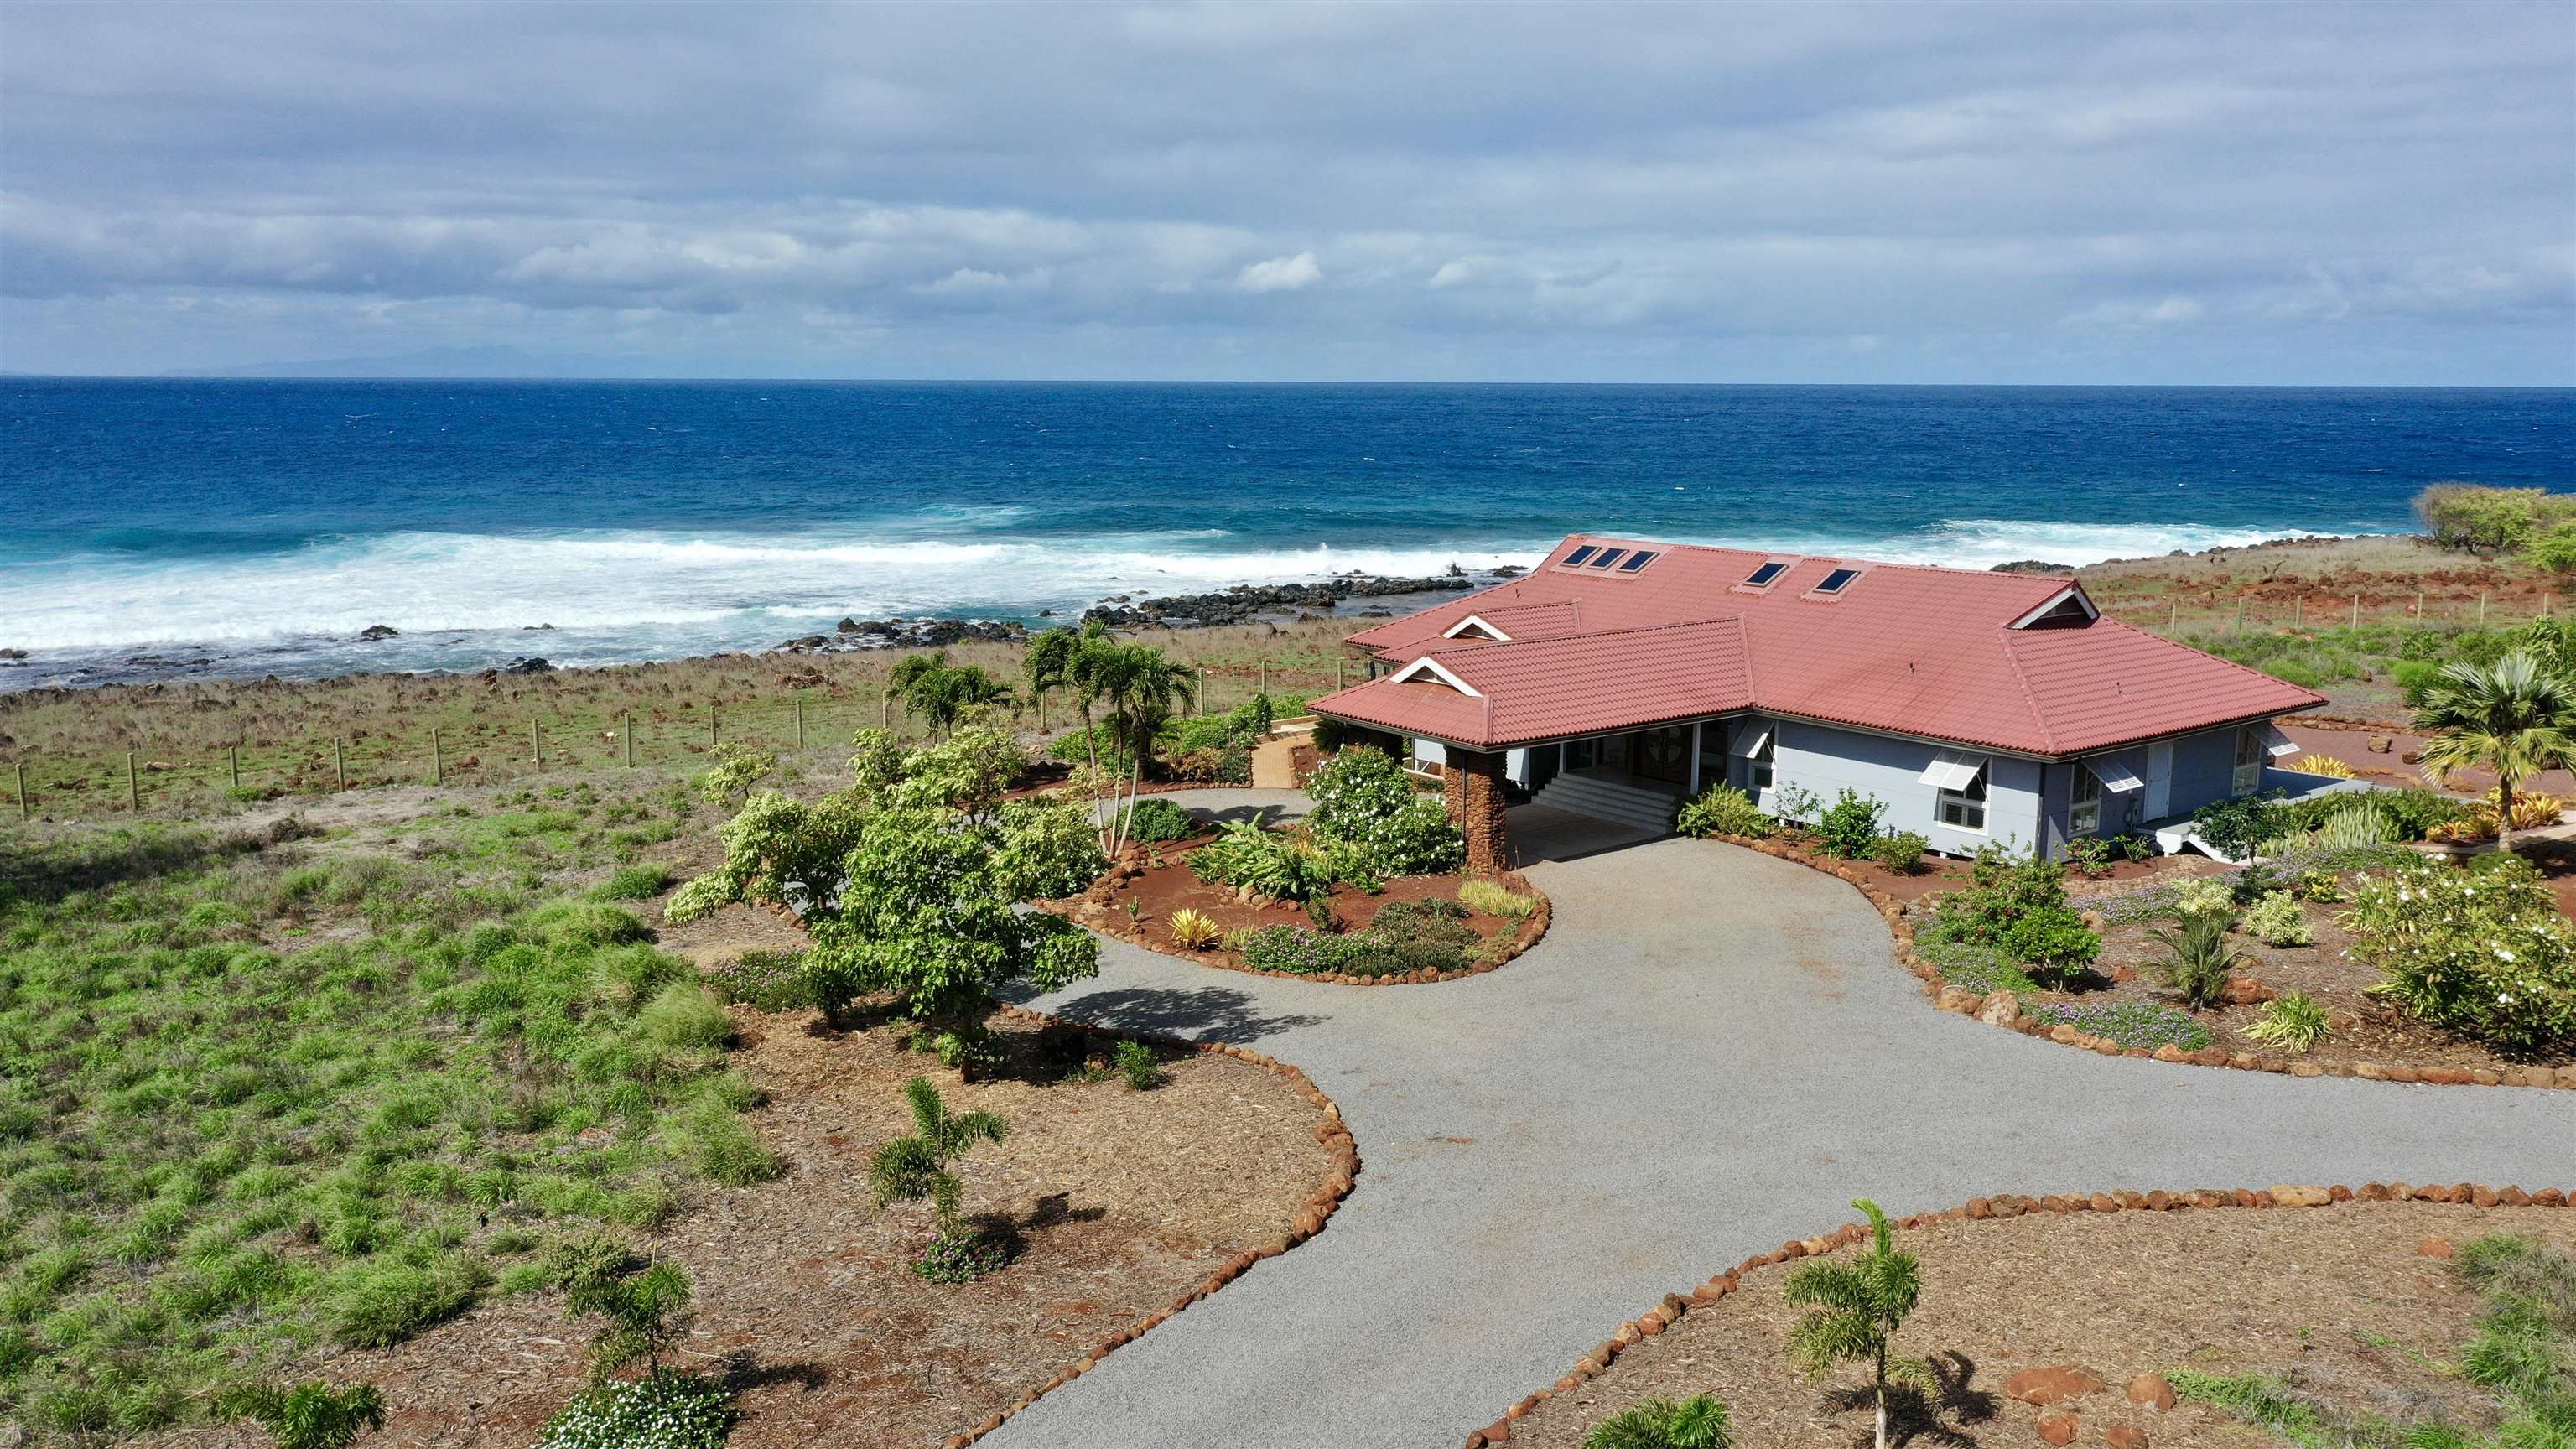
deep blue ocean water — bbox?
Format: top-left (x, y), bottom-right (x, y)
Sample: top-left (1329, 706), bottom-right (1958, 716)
top-left (3, 379), bottom-right (2571, 688)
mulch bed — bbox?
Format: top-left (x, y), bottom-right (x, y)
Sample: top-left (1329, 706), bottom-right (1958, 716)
top-left (1050, 832), bottom-right (1548, 984)
top-left (158, 967), bottom-right (1335, 1449)
top-left (1499, 1197), bottom-right (2576, 1449)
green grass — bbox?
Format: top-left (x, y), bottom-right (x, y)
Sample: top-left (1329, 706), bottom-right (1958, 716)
top-left (0, 785), bottom-right (780, 1436)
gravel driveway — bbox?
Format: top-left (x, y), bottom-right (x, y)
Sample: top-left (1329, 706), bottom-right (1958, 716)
top-left (996, 790), bottom-right (2576, 1449)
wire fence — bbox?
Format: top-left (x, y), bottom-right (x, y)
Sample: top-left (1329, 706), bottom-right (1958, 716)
top-left (1, 652), bottom-right (1361, 823)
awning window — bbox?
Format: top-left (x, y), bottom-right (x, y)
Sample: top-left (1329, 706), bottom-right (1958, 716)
top-left (1729, 725), bottom-right (1772, 759)
top-left (2257, 721), bottom-right (2301, 758)
top-left (1919, 750), bottom-right (1987, 792)
top-left (2086, 756), bottom-right (2145, 792)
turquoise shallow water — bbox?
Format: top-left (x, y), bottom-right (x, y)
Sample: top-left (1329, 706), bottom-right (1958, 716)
top-left (2, 379), bottom-right (2569, 687)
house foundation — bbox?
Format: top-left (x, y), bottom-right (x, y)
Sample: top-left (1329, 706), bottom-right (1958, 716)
top-left (1443, 747), bottom-right (1511, 874)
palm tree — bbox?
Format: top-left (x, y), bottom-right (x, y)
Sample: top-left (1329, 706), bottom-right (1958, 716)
top-left (868, 1076), bottom-right (1007, 1243)
top-left (886, 652), bottom-right (1014, 737)
top-left (2412, 649), bottom-right (2576, 851)
top-left (1784, 1197), bottom-right (1929, 1449)
top-left (1080, 641), bottom-right (1195, 854)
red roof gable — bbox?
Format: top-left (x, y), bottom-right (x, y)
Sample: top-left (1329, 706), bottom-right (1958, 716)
top-left (1312, 535), bottom-right (2323, 755)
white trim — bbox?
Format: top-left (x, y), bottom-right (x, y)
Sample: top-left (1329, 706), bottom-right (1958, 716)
top-left (1729, 724), bottom-right (1771, 759)
top-left (2007, 584), bottom-right (2100, 630)
top-left (1918, 749), bottom-right (1986, 792)
top-left (2257, 720), bottom-right (2301, 757)
top-left (1442, 615), bottom-right (1512, 641)
top-left (1387, 657), bottom-right (1482, 696)
top-left (2086, 755), bottom-right (2145, 792)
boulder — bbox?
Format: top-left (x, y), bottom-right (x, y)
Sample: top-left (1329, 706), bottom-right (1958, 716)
top-left (2127, 1375), bottom-right (2178, 1412)
top-left (2007, 1365), bottom-right (2109, 1406)
top-left (2419, 1237), bottom-right (2454, 1259)
top-left (2106, 1426), bottom-right (2151, 1449)
top-left (1979, 992), bottom-right (2023, 1027)
top-left (2038, 1411), bottom-right (2080, 1446)
top-left (356, 624), bottom-right (400, 641)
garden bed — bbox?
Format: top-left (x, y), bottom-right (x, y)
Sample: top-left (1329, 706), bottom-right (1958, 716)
top-left (1486, 1187), bottom-right (2574, 1449)
top-left (1050, 831), bottom-right (1549, 984)
top-left (153, 987), bottom-right (1343, 1449)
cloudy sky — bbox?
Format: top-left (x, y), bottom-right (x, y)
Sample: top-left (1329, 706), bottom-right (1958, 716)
top-left (3, 1), bottom-right (2570, 383)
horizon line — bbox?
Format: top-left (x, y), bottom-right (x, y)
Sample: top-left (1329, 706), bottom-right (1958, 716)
top-left (6, 372), bottom-right (2573, 391)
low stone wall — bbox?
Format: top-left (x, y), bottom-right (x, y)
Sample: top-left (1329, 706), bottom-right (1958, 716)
top-left (1461, 1177), bottom-right (2575, 1448)
top-left (1701, 831), bottom-right (2576, 1092)
top-left (943, 1002), bottom-right (1363, 1449)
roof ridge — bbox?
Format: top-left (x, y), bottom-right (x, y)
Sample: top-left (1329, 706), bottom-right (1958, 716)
top-left (1423, 613), bottom-right (1743, 659)
top-left (1570, 534), bottom-right (2074, 588)
top-left (1994, 624), bottom-right (2062, 756)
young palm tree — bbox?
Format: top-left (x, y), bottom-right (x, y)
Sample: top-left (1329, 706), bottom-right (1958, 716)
top-left (1071, 640), bottom-right (1195, 855)
top-left (886, 652), bottom-right (1014, 737)
top-left (1784, 1197), bottom-right (1929, 1449)
top-left (868, 1076), bottom-right (1008, 1242)
top-left (2412, 649), bottom-right (2576, 851)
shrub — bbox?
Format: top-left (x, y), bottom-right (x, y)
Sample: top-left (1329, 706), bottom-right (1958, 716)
top-left (2147, 910), bottom-right (2245, 1010)
top-left (705, 949), bottom-right (812, 1011)
top-left (1370, 897), bottom-right (1478, 948)
top-left (1814, 789), bottom-right (1888, 859)
top-left (2025, 1000), bottom-right (2213, 1052)
top-left (1675, 785), bottom-right (1773, 839)
top-left (1915, 922), bottom-right (2041, 998)
top-left (2171, 878), bottom-right (2236, 919)
top-left (2292, 754), bottom-right (2356, 778)
top-left (2345, 856), bottom-right (2576, 1053)
top-left (1238, 926), bottom-right (1365, 975)
top-left (536, 1369), bottom-right (735, 1449)
top-left (1458, 879), bottom-right (1537, 918)
top-left (1166, 908), bottom-right (1222, 951)
top-left (2416, 483), bottom-right (2569, 553)
top-left (2060, 835), bottom-right (2112, 878)
top-left (1119, 797), bottom-right (1197, 844)
top-left (1583, 1393), bottom-right (1735, 1449)
top-left (1113, 1040), bottom-right (1161, 1091)
top-left (1342, 937), bottom-right (1471, 978)
top-left (1867, 832), bottom-right (1933, 874)
top-left (2243, 890), bottom-right (2313, 947)
top-left (590, 863), bottom-right (675, 901)
top-left (2191, 792), bottom-right (2290, 862)
top-left (2246, 991), bottom-right (2329, 1053)
top-left (1304, 746), bottom-right (1465, 875)
top-left (1933, 848), bottom-right (2100, 984)
top-left (1187, 816), bottom-right (1339, 901)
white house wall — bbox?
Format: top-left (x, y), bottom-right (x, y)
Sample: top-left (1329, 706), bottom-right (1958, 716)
top-left (1757, 717), bottom-right (2045, 856)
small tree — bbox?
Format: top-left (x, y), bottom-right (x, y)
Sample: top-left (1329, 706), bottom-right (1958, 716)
top-left (1785, 1198), bottom-right (1929, 1449)
top-left (886, 652), bottom-right (1015, 737)
top-left (213, 1380), bottom-right (387, 1449)
top-left (2413, 650), bottom-right (2576, 853)
top-left (564, 1254), bottom-right (694, 1382)
top-left (870, 1077), bottom-right (1009, 1277)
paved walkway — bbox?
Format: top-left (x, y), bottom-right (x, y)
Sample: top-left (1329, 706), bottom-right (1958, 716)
top-left (998, 790), bottom-right (2576, 1449)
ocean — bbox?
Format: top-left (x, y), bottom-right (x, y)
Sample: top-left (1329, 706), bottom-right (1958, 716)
top-left (3, 379), bottom-right (2571, 691)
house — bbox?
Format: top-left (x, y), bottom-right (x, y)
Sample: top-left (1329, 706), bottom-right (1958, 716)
top-left (1307, 536), bottom-right (2329, 873)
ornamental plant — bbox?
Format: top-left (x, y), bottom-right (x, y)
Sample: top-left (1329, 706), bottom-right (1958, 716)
top-left (1866, 830), bottom-right (1931, 875)
top-left (1932, 847), bottom-right (2099, 985)
top-left (2024, 1000), bottom-right (2213, 1052)
top-left (2146, 909), bottom-right (2245, 1010)
top-left (1304, 746), bottom-right (1465, 875)
top-left (535, 1370), bottom-right (735, 1449)
top-left (1675, 784), bottom-right (1774, 839)
top-left (1784, 1198), bottom-right (1928, 1449)
top-left (2243, 890), bottom-right (2314, 947)
top-left (2412, 651), bottom-right (2576, 852)
top-left (1815, 789), bottom-right (1888, 860)
top-left (2345, 856), bottom-right (2576, 1053)
top-left (2191, 792), bottom-right (2291, 862)
top-left (869, 1077), bottom-right (1010, 1282)
top-left (1583, 1394), bottom-right (1735, 1449)
top-left (2246, 990), bottom-right (2330, 1053)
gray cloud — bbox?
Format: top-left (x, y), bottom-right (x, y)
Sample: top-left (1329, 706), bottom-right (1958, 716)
top-left (2, 1), bottom-right (2568, 382)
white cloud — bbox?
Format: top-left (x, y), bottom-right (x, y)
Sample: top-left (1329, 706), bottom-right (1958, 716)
top-left (1427, 259), bottom-right (1474, 288)
top-left (2063, 294), bottom-right (2205, 329)
top-left (1236, 251), bottom-right (1322, 293)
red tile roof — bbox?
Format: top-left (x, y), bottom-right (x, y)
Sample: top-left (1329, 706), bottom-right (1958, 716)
top-left (1312, 535), bottom-right (2324, 755)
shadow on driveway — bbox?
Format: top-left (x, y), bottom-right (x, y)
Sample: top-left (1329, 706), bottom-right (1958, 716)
top-left (1024, 983), bottom-right (1324, 1044)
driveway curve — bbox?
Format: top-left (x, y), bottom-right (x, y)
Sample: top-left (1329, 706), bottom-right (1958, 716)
top-left (997, 789), bottom-right (2576, 1449)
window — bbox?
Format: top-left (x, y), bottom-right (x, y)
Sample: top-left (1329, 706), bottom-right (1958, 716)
top-left (1813, 567), bottom-right (1860, 595)
top-left (1731, 724), bottom-right (1774, 792)
top-left (1587, 548), bottom-right (1628, 569)
top-left (1617, 550), bottom-right (1658, 572)
top-left (1561, 544), bottom-right (1598, 568)
top-left (1743, 561), bottom-right (1788, 588)
top-left (2070, 762), bottom-right (2102, 836)
top-left (1932, 755), bottom-right (1989, 832)
top-left (2233, 728), bottom-right (2267, 795)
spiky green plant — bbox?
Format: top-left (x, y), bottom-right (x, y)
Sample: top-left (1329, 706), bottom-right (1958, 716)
top-left (2412, 650), bottom-right (2576, 851)
top-left (2245, 990), bottom-right (2330, 1053)
top-left (1583, 1393), bottom-right (1734, 1449)
top-left (212, 1380), bottom-right (387, 1449)
top-left (563, 1255), bottom-right (694, 1382)
top-left (868, 1076), bottom-right (1008, 1239)
top-left (1784, 1198), bottom-right (1930, 1449)
top-left (2146, 908), bottom-right (2246, 1010)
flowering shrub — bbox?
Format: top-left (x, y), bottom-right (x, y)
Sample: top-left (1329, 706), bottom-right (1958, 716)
top-left (1675, 785), bottom-right (1774, 839)
top-left (2344, 856), bottom-right (2576, 1053)
top-left (535, 1369), bottom-right (735, 1449)
top-left (2025, 1000), bottom-right (2214, 1053)
top-left (1305, 747), bottom-right (1464, 875)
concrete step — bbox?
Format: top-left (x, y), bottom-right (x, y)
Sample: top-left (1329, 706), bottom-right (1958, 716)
top-left (1530, 774), bottom-right (1680, 831)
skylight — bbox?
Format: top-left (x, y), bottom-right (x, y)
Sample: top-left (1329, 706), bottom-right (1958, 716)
top-left (1813, 567), bottom-right (1860, 595)
top-left (1586, 548), bottom-right (1628, 569)
top-left (1743, 561), bottom-right (1788, 588)
top-left (1561, 544), bottom-right (1598, 568)
top-left (1617, 550), bottom-right (1658, 573)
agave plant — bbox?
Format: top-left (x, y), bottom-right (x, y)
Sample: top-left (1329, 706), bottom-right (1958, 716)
top-left (1166, 907), bottom-right (1222, 951)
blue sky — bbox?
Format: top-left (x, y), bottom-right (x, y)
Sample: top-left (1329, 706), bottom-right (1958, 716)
top-left (3, 1), bottom-right (2570, 383)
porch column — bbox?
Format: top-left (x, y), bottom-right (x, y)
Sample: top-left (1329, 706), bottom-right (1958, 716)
top-left (1443, 747), bottom-right (1512, 875)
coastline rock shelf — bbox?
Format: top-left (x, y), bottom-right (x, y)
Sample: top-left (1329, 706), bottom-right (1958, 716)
top-left (1081, 571), bottom-right (1501, 630)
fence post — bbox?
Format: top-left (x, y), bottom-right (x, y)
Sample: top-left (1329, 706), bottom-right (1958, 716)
top-left (2293, 595), bottom-right (2302, 628)
top-left (2233, 598), bottom-right (2244, 633)
top-left (334, 736), bottom-right (345, 792)
top-left (1036, 688), bottom-right (1046, 732)
top-left (1336, 656), bottom-right (1345, 690)
top-left (432, 727), bottom-right (443, 784)
top-left (709, 702), bottom-right (719, 747)
top-left (1198, 667), bottom-right (1208, 713)
top-left (14, 761), bottom-right (25, 821)
top-left (624, 713), bottom-right (635, 767)
top-left (1259, 660), bottom-right (1269, 699)
top-left (127, 750), bottom-right (139, 813)
top-left (2480, 592), bottom-right (2488, 626)
top-left (2351, 595), bottom-right (2360, 628)
top-left (2415, 589), bottom-right (2423, 621)
top-left (2168, 599), bottom-right (2177, 631)
top-left (531, 718), bottom-right (541, 765)
top-left (229, 745), bottom-right (241, 790)
top-left (794, 695), bottom-right (805, 749)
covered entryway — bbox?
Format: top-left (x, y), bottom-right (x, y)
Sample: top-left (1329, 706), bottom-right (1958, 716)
top-left (1523, 724), bottom-right (1711, 833)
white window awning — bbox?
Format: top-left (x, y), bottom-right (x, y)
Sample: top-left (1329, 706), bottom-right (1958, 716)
top-left (1729, 725), bottom-right (1771, 758)
top-left (1919, 750), bottom-right (1987, 792)
top-left (2257, 721), bottom-right (2302, 758)
top-left (2087, 756), bottom-right (2146, 792)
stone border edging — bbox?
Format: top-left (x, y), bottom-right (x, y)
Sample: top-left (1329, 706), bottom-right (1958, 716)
top-left (1044, 869), bottom-right (1553, 988)
top-left (1459, 1177), bottom-right (2576, 1448)
top-left (1697, 831), bottom-right (2576, 1093)
top-left (936, 1001), bottom-right (1363, 1448)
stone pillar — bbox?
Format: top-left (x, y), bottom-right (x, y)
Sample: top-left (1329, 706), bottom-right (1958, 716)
top-left (1444, 747), bottom-right (1511, 875)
